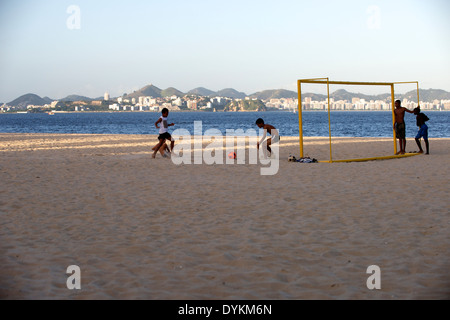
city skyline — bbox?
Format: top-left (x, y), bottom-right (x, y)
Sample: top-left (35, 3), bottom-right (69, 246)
top-left (4, 87), bottom-right (449, 113)
top-left (1, 0), bottom-right (450, 102)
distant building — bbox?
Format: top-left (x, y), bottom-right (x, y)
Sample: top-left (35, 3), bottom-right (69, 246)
top-left (187, 100), bottom-right (198, 110)
top-left (172, 97), bottom-right (183, 107)
top-left (139, 97), bottom-right (156, 107)
top-left (104, 92), bottom-right (110, 101)
top-left (109, 104), bottom-right (120, 111)
top-left (442, 100), bottom-right (450, 110)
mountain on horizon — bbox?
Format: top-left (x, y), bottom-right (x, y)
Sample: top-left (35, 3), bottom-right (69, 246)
top-left (5, 86), bottom-right (450, 108)
top-left (403, 89), bottom-right (450, 102)
top-left (161, 87), bottom-right (184, 98)
top-left (124, 85), bottom-right (247, 99)
top-left (328, 89), bottom-right (389, 102)
top-left (8, 94), bottom-right (53, 109)
top-left (124, 84), bottom-right (163, 99)
top-left (250, 89), bottom-right (329, 101)
top-left (60, 94), bottom-right (94, 102)
top-left (250, 89), bottom-right (298, 100)
top-left (187, 87), bottom-right (216, 96)
top-left (42, 96), bottom-right (54, 103)
top-left (215, 88), bottom-right (247, 99)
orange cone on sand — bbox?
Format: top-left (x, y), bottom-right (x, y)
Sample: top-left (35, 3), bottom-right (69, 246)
top-left (228, 152), bottom-right (237, 160)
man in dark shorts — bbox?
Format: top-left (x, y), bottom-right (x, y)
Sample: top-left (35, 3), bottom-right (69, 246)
top-left (394, 100), bottom-right (414, 155)
top-left (152, 108), bottom-right (175, 159)
top-left (413, 107), bottom-right (430, 154)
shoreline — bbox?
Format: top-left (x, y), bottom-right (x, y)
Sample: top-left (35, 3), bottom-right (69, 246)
top-left (3, 110), bottom-right (450, 114)
top-left (2, 109), bottom-right (450, 115)
top-left (2, 132), bottom-right (450, 140)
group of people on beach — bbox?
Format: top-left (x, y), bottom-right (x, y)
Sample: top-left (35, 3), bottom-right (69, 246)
top-left (151, 101), bottom-right (430, 159)
top-left (151, 108), bottom-right (279, 159)
top-left (394, 100), bottom-right (430, 155)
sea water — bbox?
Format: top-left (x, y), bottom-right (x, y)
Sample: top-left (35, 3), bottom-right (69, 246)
top-left (0, 111), bottom-right (449, 138)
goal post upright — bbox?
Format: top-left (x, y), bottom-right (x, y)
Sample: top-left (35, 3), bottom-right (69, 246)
top-left (297, 80), bottom-right (303, 158)
top-left (417, 82), bottom-right (420, 106)
top-left (297, 77), bottom-right (329, 159)
top-left (326, 78), bottom-right (332, 163)
top-left (391, 83), bottom-right (397, 155)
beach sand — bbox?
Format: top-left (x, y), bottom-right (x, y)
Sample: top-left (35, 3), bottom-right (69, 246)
top-left (0, 133), bottom-right (449, 300)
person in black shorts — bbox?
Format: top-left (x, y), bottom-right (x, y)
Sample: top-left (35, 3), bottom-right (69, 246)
top-left (394, 100), bottom-right (414, 154)
top-left (413, 107), bottom-right (430, 154)
top-left (152, 108), bottom-right (175, 159)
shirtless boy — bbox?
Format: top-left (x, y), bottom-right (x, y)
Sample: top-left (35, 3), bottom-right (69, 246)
top-left (394, 100), bottom-right (414, 155)
top-left (255, 118), bottom-right (279, 156)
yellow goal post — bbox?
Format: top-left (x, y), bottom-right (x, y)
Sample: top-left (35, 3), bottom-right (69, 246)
top-left (297, 78), bottom-right (421, 163)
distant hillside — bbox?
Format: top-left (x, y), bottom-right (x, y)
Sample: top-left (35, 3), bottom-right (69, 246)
top-left (250, 89), bottom-right (298, 100)
top-left (225, 99), bottom-right (266, 112)
top-left (188, 87), bottom-right (248, 98)
top-left (330, 89), bottom-right (378, 102)
top-left (161, 87), bottom-right (184, 97)
top-left (403, 89), bottom-right (450, 102)
top-left (6, 85), bottom-right (450, 109)
top-left (8, 94), bottom-right (52, 108)
top-left (60, 95), bottom-right (94, 102)
top-left (124, 84), bottom-right (163, 99)
top-left (247, 88), bottom-right (450, 103)
top-left (215, 88), bottom-right (247, 99)
top-left (300, 93), bottom-right (328, 101)
top-left (187, 87), bottom-right (216, 96)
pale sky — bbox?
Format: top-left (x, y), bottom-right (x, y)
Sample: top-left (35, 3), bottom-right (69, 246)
top-left (1, 0), bottom-right (449, 102)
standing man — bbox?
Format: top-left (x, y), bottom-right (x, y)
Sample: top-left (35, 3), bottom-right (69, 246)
top-left (394, 100), bottom-right (414, 155)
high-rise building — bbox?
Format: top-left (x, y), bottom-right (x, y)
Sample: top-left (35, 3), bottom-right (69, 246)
top-left (104, 92), bottom-right (110, 101)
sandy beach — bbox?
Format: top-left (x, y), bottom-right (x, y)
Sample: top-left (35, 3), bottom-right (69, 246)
top-left (0, 133), bottom-right (449, 300)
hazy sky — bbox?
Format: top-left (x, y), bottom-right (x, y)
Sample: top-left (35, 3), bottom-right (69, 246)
top-left (1, 0), bottom-right (449, 102)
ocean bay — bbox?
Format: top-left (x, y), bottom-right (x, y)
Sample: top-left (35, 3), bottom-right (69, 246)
top-left (1, 111), bottom-right (449, 138)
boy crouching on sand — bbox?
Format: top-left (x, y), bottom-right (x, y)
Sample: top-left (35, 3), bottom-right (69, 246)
top-left (255, 118), bottom-right (279, 157)
top-left (152, 108), bottom-right (175, 159)
top-left (414, 107), bottom-right (430, 154)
